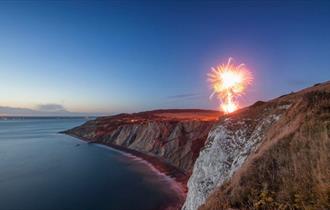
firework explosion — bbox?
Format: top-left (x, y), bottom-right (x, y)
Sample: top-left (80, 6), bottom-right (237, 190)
top-left (208, 57), bottom-right (253, 113)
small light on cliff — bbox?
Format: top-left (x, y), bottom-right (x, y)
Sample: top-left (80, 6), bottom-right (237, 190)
top-left (208, 57), bottom-right (253, 114)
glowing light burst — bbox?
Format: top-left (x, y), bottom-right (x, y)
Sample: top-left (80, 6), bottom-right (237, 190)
top-left (208, 57), bottom-right (253, 114)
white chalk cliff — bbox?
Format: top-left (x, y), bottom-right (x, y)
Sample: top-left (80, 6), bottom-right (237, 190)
top-left (182, 103), bottom-right (287, 210)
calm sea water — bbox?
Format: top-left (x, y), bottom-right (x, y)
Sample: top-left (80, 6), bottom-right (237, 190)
top-left (0, 118), bottom-right (180, 210)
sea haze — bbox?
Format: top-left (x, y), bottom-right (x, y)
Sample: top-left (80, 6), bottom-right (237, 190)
top-left (0, 118), bottom-right (179, 210)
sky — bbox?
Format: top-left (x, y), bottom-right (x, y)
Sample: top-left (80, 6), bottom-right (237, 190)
top-left (0, 1), bottom-right (329, 115)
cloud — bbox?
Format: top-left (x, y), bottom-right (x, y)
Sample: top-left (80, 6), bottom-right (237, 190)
top-left (36, 104), bottom-right (67, 112)
top-left (287, 79), bottom-right (311, 87)
top-left (167, 93), bottom-right (202, 100)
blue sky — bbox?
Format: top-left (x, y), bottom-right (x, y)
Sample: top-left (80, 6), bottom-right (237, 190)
top-left (0, 1), bottom-right (329, 115)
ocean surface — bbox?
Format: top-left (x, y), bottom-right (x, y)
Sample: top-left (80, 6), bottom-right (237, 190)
top-left (0, 118), bottom-right (181, 210)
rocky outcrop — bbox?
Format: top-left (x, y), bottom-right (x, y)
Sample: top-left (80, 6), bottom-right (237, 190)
top-left (183, 81), bottom-right (330, 210)
top-left (64, 109), bottom-right (221, 173)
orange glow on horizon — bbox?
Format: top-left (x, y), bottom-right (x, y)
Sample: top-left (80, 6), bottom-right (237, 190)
top-left (208, 57), bottom-right (253, 114)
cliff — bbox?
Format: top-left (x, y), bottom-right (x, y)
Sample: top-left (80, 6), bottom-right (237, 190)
top-left (64, 109), bottom-right (221, 174)
top-left (64, 82), bottom-right (330, 210)
top-left (183, 81), bottom-right (330, 210)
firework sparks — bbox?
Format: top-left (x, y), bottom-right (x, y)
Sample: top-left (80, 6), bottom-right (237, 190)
top-left (208, 57), bottom-right (253, 113)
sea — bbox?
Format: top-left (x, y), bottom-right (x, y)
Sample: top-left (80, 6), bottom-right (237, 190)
top-left (0, 118), bottom-right (182, 210)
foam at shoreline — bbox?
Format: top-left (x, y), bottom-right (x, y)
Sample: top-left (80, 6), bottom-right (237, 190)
top-left (96, 143), bottom-right (185, 197)
top-left (67, 134), bottom-right (187, 210)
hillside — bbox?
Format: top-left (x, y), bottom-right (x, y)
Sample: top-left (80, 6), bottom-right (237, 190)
top-left (183, 81), bottom-right (330, 210)
top-left (64, 109), bottom-right (222, 174)
top-left (64, 82), bottom-right (330, 210)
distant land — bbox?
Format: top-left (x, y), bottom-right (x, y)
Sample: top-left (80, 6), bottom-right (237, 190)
top-left (0, 116), bottom-right (94, 120)
top-left (0, 105), bottom-right (104, 117)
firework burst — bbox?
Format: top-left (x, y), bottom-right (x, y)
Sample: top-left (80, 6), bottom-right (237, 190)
top-left (208, 57), bottom-right (253, 113)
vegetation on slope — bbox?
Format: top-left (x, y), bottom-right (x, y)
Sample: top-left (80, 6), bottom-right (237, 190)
top-left (199, 85), bottom-right (330, 210)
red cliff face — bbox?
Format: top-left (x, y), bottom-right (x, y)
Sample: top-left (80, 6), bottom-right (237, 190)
top-left (65, 109), bottom-right (222, 173)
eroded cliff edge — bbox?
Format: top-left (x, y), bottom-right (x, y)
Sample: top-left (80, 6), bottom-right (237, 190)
top-left (183, 81), bottom-right (330, 210)
top-left (64, 109), bottom-right (221, 175)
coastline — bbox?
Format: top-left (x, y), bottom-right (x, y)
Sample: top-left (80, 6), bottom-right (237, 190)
top-left (64, 132), bottom-right (188, 210)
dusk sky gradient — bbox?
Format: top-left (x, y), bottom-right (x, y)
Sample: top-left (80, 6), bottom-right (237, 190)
top-left (0, 1), bottom-right (329, 115)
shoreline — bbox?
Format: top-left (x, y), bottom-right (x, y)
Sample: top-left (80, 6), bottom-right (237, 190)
top-left (64, 132), bottom-right (188, 210)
